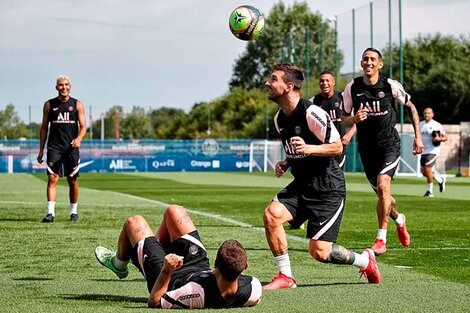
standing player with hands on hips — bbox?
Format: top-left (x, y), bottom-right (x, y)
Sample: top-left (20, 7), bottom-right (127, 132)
top-left (37, 75), bottom-right (87, 223)
top-left (262, 63), bottom-right (380, 290)
top-left (342, 48), bottom-right (424, 256)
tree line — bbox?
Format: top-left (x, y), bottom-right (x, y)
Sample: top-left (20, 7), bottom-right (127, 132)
top-left (1, 2), bottom-right (469, 140)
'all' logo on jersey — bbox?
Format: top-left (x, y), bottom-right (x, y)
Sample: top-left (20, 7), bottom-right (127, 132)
top-left (58, 112), bottom-right (70, 121)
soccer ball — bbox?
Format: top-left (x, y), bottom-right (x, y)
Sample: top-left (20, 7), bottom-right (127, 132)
top-left (229, 5), bottom-right (265, 41)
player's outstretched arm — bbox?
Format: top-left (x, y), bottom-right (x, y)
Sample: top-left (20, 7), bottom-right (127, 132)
top-left (404, 100), bottom-right (424, 155)
top-left (148, 254), bottom-right (184, 308)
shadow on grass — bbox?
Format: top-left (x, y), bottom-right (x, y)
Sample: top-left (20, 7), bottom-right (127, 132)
top-left (14, 276), bottom-right (54, 281)
top-left (260, 281), bottom-right (365, 287)
top-left (92, 278), bottom-right (146, 282)
top-left (63, 294), bottom-right (147, 303)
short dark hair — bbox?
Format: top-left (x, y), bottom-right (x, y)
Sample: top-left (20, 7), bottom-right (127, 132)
top-left (319, 70), bottom-right (335, 77)
top-left (362, 47), bottom-right (382, 60)
top-left (272, 63), bottom-right (304, 90)
top-left (214, 240), bottom-right (247, 281)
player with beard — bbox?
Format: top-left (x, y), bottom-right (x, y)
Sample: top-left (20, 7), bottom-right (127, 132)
top-left (262, 63), bottom-right (380, 290)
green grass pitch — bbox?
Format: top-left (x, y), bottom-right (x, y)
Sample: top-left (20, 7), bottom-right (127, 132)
top-left (0, 172), bottom-right (469, 312)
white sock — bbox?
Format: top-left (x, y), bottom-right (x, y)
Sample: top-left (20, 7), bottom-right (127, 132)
top-left (427, 183), bottom-right (433, 193)
top-left (47, 201), bottom-right (56, 216)
top-left (112, 256), bottom-right (129, 269)
top-left (274, 254), bottom-right (293, 278)
top-left (70, 203), bottom-right (78, 215)
top-left (376, 229), bottom-right (387, 243)
top-left (352, 251), bottom-right (369, 268)
top-left (395, 213), bottom-right (405, 227)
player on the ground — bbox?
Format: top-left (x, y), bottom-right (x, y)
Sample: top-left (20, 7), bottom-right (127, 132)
top-left (95, 204), bottom-right (262, 309)
top-left (420, 107), bottom-right (448, 197)
top-left (342, 48), bottom-right (424, 255)
top-left (311, 71), bottom-right (356, 169)
top-left (262, 63), bottom-right (380, 290)
top-left (37, 75), bottom-right (86, 222)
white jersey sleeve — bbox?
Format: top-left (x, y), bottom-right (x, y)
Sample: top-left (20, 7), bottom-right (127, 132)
top-left (388, 78), bottom-right (411, 105)
top-left (342, 80), bottom-right (354, 114)
top-left (306, 104), bottom-right (340, 143)
top-left (243, 277), bottom-right (262, 307)
top-left (273, 110), bottom-right (281, 133)
top-left (161, 281), bottom-right (205, 309)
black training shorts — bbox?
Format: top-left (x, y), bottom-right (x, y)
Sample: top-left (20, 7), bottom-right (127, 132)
top-left (360, 149), bottom-right (400, 190)
top-left (275, 180), bottom-right (345, 242)
top-left (46, 148), bottom-right (80, 177)
top-left (131, 230), bottom-right (210, 293)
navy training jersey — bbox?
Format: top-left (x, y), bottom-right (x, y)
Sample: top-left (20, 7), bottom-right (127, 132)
top-left (47, 97), bottom-right (79, 151)
top-left (160, 271), bottom-right (262, 309)
top-left (274, 98), bottom-right (345, 193)
top-left (311, 91), bottom-right (346, 138)
top-left (343, 76), bottom-right (410, 152)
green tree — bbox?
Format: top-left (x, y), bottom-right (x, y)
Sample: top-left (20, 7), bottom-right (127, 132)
top-left (173, 87), bottom-right (276, 139)
top-left (120, 106), bottom-right (152, 139)
top-left (0, 104), bottom-right (29, 139)
top-left (383, 34), bottom-right (470, 123)
top-left (150, 107), bottom-right (186, 139)
top-left (229, 1), bottom-right (342, 99)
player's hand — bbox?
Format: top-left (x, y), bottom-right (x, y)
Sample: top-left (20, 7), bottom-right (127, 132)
top-left (353, 104), bottom-right (368, 123)
top-left (341, 135), bottom-right (352, 145)
top-left (163, 254), bottom-right (184, 272)
top-left (275, 160), bottom-right (289, 178)
top-left (413, 137), bottom-right (424, 155)
top-left (290, 136), bottom-right (309, 155)
top-left (71, 137), bottom-right (82, 148)
top-left (37, 152), bottom-right (43, 164)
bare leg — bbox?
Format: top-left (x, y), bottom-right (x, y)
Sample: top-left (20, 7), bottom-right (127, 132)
top-left (116, 215), bottom-right (154, 261)
top-left (67, 176), bottom-right (79, 203)
top-left (263, 201), bottom-right (293, 256)
top-left (376, 174), bottom-right (392, 230)
top-left (156, 205), bottom-right (196, 244)
top-left (47, 174), bottom-right (59, 202)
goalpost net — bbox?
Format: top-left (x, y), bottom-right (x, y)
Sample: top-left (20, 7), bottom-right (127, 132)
top-left (249, 140), bottom-right (284, 172)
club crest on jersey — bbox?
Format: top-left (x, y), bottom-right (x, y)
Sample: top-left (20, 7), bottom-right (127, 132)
top-left (189, 244), bottom-right (198, 255)
top-left (334, 102), bottom-right (340, 108)
top-left (378, 91), bottom-right (385, 98)
top-left (48, 161), bottom-right (54, 167)
top-left (68, 106), bottom-right (74, 111)
top-left (294, 126), bottom-right (301, 134)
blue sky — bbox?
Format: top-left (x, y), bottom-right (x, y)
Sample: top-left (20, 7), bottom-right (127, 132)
top-left (0, 0), bottom-right (468, 124)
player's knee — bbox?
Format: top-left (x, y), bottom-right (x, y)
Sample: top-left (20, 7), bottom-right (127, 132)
top-left (165, 204), bottom-right (185, 220)
top-left (263, 204), bottom-right (283, 226)
top-left (124, 215), bottom-right (146, 230)
top-left (308, 246), bottom-right (329, 262)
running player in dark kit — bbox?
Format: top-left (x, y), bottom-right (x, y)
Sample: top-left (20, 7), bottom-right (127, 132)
top-left (311, 71), bottom-right (356, 169)
top-left (342, 48), bottom-right (424, 255)
top-left (262, 63), bottom-right (380, 290)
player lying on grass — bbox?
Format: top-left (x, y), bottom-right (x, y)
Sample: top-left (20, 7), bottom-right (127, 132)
top-left (95, 205), bottom-right (262, 309)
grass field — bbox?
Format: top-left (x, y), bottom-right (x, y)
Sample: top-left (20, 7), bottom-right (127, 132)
top-left (0, 172), bottom-right (469, 312)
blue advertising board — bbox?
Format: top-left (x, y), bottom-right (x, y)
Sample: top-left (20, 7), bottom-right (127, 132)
top-left (0, 139), bottom-right (256, 173)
